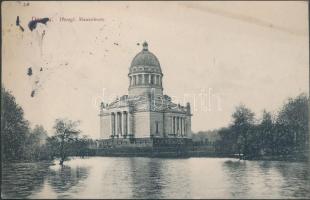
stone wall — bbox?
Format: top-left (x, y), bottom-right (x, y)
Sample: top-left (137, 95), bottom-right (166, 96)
top-left (133, 112), bottom-right (150, 138)
top-left (100, 114), bottom-right (111, 139)
top-left (150, 111), bottom-right (164, 137)
top-left (128, 86), bottom-right (163, 97)
top-left (186, 115), bottom-right (192, 138)
top-left (163, 113), bottom-right (173, 137)
top-left (92, 138), bottom-right (193, 157)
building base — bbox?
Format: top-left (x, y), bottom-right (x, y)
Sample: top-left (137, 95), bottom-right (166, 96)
top-left (91, 137), bottom-right (193, 157)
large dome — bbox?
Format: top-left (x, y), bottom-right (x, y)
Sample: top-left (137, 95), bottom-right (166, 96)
top-left (129, 42), bottom-right (162, 74)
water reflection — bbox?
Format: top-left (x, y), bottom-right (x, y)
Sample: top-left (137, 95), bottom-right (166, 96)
top-left (128, 157), bottom-right (193, 199)
top-left (1, 162), bottom-right (50, 199)
top-left (48, 164), bottom-right (90, 195)
top-left (222, 160), bottom-right (250, 198)
top-left (273, 161), bottom-right (310, 198)
top-left (128, 158), bottom-right (165, 199)
top-left (222, 159), bottom-right (310, 199)
top-left (1, 157), bottom-right (310, 199)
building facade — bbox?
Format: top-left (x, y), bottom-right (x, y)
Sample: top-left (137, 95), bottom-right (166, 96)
top-left (99, 42), bottom-right (192, 140)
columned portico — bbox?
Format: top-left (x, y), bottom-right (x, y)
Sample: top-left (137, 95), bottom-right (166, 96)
top-left (110, 111), bottom-right (132, 138)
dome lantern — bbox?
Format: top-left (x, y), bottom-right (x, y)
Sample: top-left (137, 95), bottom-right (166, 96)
top-left (142, 41), bottom-right (148, 51)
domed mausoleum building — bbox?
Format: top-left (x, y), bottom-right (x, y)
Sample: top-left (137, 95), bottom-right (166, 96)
top-left (99, 42), bottom-right (192, 141)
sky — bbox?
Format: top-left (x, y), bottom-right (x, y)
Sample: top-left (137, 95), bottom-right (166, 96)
top-left (2, 1), bottom-right (309, 138)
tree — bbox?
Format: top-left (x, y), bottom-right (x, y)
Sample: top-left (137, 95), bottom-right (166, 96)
top-left (259, 110), bottom-right (274, 155)
top-left (73, 135), bottom-right (91, 157)
top-left (1, 87), bottom-right (30, 161)
top-left (231, 104), bottom-right (255, 158)
top-left (52, 119), bottom-right (81, 165)
top-left (31, 125), bottom-right (48, 145)
top-left (276, 94), bottom-right (309, 156)
top-left (24, 125), bottom-right (49, 160)
top-left (216, 127), bottom-right (235, 154)
top-left (214, 93), bottom-right (309, 161)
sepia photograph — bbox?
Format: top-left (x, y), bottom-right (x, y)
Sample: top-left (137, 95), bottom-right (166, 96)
top-left (1, 1), bottom-right (310, 199)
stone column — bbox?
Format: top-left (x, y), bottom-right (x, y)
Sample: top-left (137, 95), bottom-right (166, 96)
top-left (125, 112), bottom-right (128, 135)
top-left (122, 112), bottom-right (127, 136)
top-left (122, 112), bottom-right (124, 136)
top-left (111, 113), bottom-right (114, 136)
top-left (180, 117), bottom-right (183, 136)
top-left (184, 121), bottom-right (187, 137)
top-left (149, 74), bottom-right (151, 84)
top-left (114, 113), bottom-right (117, 136)
top-left (179, 117), bottom-right (181, 136)
top-left (119, 112), bottom-right (123, 136)
top-left (175, 117), bottom-right (178, 136)
top-left (175, 117), bottom-right (179, 136)
top-left (127, 112), bottom-right (131, 136)
top-left (142, 74), bottom-right (145, 85)
top-left (176, 117), bottom-right (179, 136)
top-left (115, 112), bottom-right (119, 136)
top-left (173, 116), bottom-right (175, 134)
top-left (120, 112), bottom-right (123, 136)
top-left (128, 112), bottom-right (134, 137)
top-left (134, 75), bottom-right (136, 85)
top-left (171, 116), bottom-right (173, 134)
top-left (176, 117), bottom-right (178, 135)
top-left (183, 118), bottom-right (185, 136)
top-left (175, 117), bottom-right (177, 135)
top-left (145, 74), bottom-right (149, 84)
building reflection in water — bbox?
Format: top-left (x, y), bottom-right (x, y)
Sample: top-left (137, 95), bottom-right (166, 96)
top-left (128, 157), bottom-right (165, 199)
top-left (2, 157), bottom-right (309, 199)
top-left (127, 157), bottom-right (192, 199)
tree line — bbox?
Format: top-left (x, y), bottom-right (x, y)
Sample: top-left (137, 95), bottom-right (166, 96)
top-left (2, 86), bottom-right (309, 162)
top-left (215, 93), bottom-right (309, 161)
top-left (1, 87), bottom-right (94, 164)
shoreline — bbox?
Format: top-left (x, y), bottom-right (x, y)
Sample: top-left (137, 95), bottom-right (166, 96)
top-left (2, 155), bottom-right (308, 163)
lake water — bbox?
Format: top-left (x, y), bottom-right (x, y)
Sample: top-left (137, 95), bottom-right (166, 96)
top-left (1, 157), bottom-right (310, 199)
